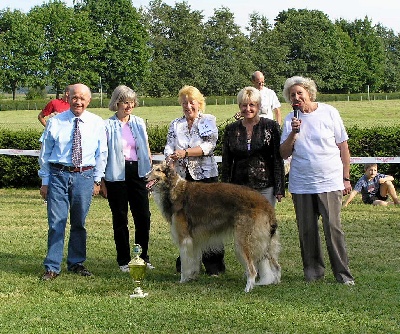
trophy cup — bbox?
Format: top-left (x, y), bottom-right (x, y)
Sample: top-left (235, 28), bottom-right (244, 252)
top-left (128, 244), bottom-right (148, 298)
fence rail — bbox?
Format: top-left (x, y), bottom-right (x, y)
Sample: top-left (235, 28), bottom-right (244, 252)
top-left (1, 149), bottom-right (399, 164)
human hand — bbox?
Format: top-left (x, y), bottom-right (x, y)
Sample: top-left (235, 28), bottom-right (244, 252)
top-left (93, 183), bottom-right (101, 196)
top-left (342, 180), bottom-right (352, 196)
top-left (170, 149), bottom-right (186, 160)
top-left (291, 117), bottom-right (301, 133)
top-left (99, 180), bottom-right (107, 199)
top-left (40, 185), bottom-right (48, 200)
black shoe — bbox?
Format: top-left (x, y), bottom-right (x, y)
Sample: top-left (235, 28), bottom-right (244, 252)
top-left (69, 264), bottom-right (92, 277)
top-left (42, 270), bottom-right (59, 281)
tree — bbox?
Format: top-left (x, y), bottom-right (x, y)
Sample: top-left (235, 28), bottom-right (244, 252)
top-left (0, 9), bottom-right (45, 100)
top-left (274, 9), bottom-right (365, 93)
top-left (203, 7), bottom-right (253, 96)
top-left (29, 1), bottom-right (103, 96)
top-left (247, 13), bottom-right (288, 92)
top-left (76, 0), bottom-right (150, 96)
top-left (375, 24), bottom-right (400, 92)
top-left (141, 0), bottom-right (206, 97)
top-left (337, 17), bottom-right (386, 92)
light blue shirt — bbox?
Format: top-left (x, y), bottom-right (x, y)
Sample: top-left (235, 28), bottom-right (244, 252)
top-left (104, 114), bottom-right (152, 181)
top-left (38, 109), bottom-right (108, 185)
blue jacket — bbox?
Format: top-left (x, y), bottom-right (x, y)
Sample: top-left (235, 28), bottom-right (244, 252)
top-left (104, 114), bottom-right (151, 181)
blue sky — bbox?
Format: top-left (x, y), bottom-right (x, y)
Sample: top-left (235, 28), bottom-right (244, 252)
top-left (2, 0), bottom-right (399, 33)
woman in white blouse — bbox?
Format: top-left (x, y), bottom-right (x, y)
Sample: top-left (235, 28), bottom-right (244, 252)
top-left (164, 85), bottom-right (225, 276)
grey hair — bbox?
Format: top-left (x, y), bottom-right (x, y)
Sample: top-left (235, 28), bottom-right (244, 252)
top-left (282, 76), bottom-right (317, 102)
top-left (108, 85), bottom-right (139, 111)
top-left (237, 86), bottom-right (261, 106)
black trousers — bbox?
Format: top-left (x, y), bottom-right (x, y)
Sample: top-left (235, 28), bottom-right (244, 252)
top-left (176, 173), bottom-right (226, 275)
top-left (105, 161), bottom-right (151, 266)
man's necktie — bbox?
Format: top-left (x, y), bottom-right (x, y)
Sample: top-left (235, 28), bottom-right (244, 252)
top-left (72, 118), bottom-right (82, 167)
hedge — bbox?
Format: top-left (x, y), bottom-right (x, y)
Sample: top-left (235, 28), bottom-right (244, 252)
top-left (0, 126), bottom-right (399, 188)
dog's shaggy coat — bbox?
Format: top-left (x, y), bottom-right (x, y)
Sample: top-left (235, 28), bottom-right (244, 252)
top-left (146, 163), bottom-right (281, 292)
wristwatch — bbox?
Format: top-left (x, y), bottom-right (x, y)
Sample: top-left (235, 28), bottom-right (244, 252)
top-left (94, 181), bottom-right (101, 186)
top-left (343, 177), bottom-right (351, 182)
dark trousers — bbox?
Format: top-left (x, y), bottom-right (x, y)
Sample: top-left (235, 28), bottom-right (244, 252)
top-left (105, 161), bottom-right (151, 266)
top-left (176, 173), bottom-right (226, 275)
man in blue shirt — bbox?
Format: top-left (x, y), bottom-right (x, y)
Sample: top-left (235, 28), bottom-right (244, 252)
top-left (39, 83), bottom-right (108, 280)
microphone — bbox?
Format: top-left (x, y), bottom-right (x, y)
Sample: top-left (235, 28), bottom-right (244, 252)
top-left (292, 103), bottom-right (301, 133)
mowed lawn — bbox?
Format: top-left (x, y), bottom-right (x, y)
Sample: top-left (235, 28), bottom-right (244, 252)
top-left (0, 188), bottom-right (398, 333)
top-left (0, 100), bottom-right (399, 333)
top-left (1, 99), bottom-right (400, 131)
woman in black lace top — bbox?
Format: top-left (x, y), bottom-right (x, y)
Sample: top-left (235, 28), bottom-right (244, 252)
top-left (221, 86), bottom-right (285, 207)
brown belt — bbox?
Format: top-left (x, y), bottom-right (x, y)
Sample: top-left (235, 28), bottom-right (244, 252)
top-left (51, 163), bottom-right (94, 173)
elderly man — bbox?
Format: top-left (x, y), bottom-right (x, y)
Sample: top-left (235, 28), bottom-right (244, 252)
top-left (251, 71), bottom-right (282, 125)
top-left (39, 83), bottom-right (108, 280)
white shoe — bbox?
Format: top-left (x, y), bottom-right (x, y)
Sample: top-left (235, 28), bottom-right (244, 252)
top-left (146, 262), bottom-right (155, 270)
top-left (344, 280), bottom-right (355, 286)
top-left (119, 265), bottom-right (130, 273)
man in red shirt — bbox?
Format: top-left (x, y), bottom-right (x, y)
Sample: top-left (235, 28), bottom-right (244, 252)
top-left (38, 86), bottom-right (71, 126)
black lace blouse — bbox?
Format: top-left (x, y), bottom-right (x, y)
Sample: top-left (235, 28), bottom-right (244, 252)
top-left (221, 118), bottom-right (285, 196)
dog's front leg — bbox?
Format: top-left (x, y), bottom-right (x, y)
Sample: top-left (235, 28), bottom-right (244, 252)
top-left (179, 237), bottom-right (200, 282)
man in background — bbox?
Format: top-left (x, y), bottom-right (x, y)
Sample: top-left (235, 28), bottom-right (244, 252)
top-left (37, 86), bottom-right (71, 127)
top-left (251, 71), bottom-right (282, 125)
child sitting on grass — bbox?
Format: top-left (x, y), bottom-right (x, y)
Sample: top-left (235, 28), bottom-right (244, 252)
top-left (343, 163), bottom-right (400, 207)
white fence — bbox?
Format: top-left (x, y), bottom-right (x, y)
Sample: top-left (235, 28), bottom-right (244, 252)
top-left (1, 149), bottom-right (399, 165)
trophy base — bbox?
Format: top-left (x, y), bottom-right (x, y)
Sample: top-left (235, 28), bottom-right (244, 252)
top-left (129, 287), bottom-right (148, 298)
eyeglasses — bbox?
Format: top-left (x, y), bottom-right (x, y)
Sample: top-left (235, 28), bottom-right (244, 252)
top-left (118, 101), bottom-right (135, 105)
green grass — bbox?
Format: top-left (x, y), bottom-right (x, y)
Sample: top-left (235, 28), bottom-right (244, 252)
top-left (0, 188), bottom-right (399, 333)
top-left (1, 99), bottom-right (400, 131)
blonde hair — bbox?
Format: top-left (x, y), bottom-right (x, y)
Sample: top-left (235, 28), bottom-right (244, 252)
top-left (108, 85), bottom-right (139, 111)
top-left (282, 76), bottom-right (317, 103)
top-left (178, 85), bottom-right (206, 111)
top-left (237, 86), bottom-right (261, 106)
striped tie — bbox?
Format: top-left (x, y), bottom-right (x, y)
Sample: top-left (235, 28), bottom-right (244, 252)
top-left (72, 118), bottom-right (82, 167)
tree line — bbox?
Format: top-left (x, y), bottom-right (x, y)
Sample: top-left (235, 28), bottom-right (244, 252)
top-left (1, 0), bottom-right (399, 100)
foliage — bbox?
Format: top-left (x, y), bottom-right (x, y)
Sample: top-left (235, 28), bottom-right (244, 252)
top-left (0, 188), bottom-right (399, 333)
top-left (76, 0), bottom-right (150, 96)
top-left (274, 9), bottom-right (365, 93)
top-left (203, 7), bottom-right (253, 95)
top-left (347, 126), bottom-right (400, 183)
top-left (0, 129), bottom-right (42, 188)
top-left (246, 13), bottom-right (288, 92)
top-left (336, 17), bottom-right (386, 92)
top-left (0, 9), bottom-right (45, 100)
top-left (25, 87), bottom-right (47, 100)
top-left (29, 1), bottom-right (104, 96)
top-left (1, 109), bottom-right (399, 187)
top-left (376, 24), bottom-right (400, 93)
top-left (1, 4), bottom-right (400, 97)
top-left (141, 0), bottom-right (206, 97)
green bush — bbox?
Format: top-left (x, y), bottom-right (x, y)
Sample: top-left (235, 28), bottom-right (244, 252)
top-left (1, 126), bottom-right (399, 188)
top-left (0, 129), bottom-right (42, 188)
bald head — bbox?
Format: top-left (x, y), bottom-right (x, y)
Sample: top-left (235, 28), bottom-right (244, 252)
top-left (251, 71), bottom-right (265, 91)
top-left (69, 84), bottom-right (92, 116)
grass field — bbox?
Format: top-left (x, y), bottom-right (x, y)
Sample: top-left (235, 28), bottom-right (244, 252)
top-left (0, 188), bottom-right (399, 333)
top-left (0, 100), bottom-right (399, 333)
top-left (0, 99), bottom-right (399, 131)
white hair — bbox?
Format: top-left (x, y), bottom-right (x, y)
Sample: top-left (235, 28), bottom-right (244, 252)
top-left (282, 76), bottom-right (317, 102)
